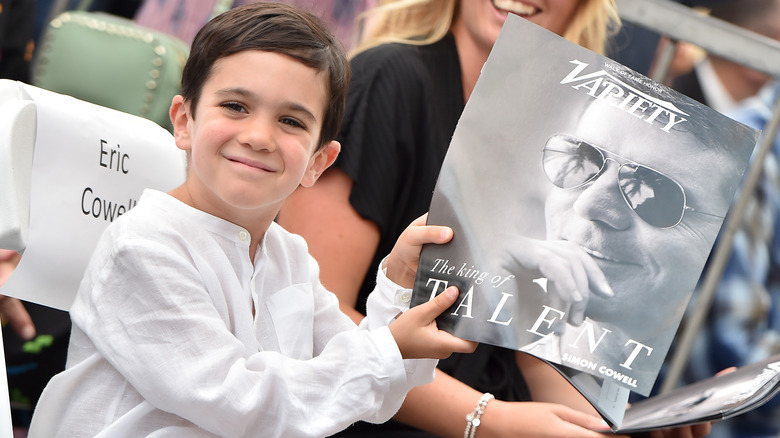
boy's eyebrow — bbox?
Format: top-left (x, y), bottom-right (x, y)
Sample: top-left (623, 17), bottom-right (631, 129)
top-left (217, 87), bottom-right (318, 123)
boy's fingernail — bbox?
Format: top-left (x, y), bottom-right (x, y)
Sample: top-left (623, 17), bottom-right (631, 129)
top-left (446, 287), bottom-right (458, 299)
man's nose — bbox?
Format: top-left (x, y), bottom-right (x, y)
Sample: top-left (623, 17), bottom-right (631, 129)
top-left (571, 159), bottom-right (634, 230)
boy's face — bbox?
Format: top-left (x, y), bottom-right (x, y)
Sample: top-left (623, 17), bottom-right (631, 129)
top-left (170, 50), bottom-right (338, 225)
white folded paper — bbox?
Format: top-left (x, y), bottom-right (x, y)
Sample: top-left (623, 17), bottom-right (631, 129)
top-left (0, 79), bottom-right (186, 310)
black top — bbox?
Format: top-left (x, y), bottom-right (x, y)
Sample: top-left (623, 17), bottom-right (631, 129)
top-left (331, 34), bottom-right (530, 437)
top-left (336, 33), bottom-right (464, 314)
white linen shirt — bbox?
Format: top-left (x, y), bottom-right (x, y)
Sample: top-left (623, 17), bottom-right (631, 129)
top-left (28, 189), bottom-right (435, 438)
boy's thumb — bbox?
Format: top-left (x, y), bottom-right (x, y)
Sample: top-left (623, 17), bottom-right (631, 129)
top-left (421, 286), bottom-right (459, 320)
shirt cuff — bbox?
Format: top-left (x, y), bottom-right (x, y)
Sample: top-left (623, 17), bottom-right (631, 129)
top-left (365, 256), bottom-right (414, 330)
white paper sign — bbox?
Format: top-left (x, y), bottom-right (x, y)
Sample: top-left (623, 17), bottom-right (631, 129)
top-left (0, 86), bottom-right (185, 310)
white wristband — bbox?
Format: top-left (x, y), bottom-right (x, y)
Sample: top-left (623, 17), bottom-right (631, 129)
top-left (464, 392), bottom-right (494, 438)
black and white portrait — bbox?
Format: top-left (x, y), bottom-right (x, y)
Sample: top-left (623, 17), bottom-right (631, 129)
top-left (413, 15), bottom-right (758, 396)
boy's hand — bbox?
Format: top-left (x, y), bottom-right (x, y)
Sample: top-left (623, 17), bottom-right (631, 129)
top-left (386, 213), bottom-right (453, 289)
top-left (389, 286), bottom-right (477, 359)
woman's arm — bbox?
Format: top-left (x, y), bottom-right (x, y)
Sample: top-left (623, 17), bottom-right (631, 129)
top-left (516, 352), bottom-right (598, 414)
top-left (278, 168), bottom-right (379, 323)
top-left (397, 370), bottom-right (618, 437)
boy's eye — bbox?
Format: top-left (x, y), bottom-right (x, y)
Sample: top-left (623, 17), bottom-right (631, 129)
top-left (281, 117), bottom-right (305, 129)
top-left (221, 101), bottom-right (246, 113)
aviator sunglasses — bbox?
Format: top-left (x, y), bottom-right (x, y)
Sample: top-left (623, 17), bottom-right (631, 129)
top-left (542, 134), bottom-right (723, 228)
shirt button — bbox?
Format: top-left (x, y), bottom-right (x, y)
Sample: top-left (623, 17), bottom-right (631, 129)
top-left (400, 292), bottom-right (411, 303)
top-left (238, 230), bottom-right (248, 241)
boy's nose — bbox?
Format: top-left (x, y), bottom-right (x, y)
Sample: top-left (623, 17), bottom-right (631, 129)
top-left (571, 160), bottom-right (634, 230)
top-left (240, 117), bottom-right (277, 152)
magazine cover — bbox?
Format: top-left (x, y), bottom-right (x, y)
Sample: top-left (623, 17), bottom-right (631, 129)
top-left (410, 13), bottom-right (759, 428)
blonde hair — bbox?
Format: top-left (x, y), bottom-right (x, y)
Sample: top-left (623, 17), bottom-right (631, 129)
top-left (352, 0), bottom-right (620, 56)
top-left (565, 0), bottom-right (620, 55)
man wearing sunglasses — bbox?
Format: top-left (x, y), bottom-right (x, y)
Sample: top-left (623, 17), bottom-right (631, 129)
top-left (416, 51), bottom-right (758, 399)
top-left (516, 97), bottom-right (754, 389)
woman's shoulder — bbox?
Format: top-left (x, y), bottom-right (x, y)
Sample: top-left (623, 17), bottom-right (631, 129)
top-left (350, 43), bottom-right (426, 83)
top-left (351, 41), bottom-right (423, 65)
top-left (350, 36), bottom-right (458, 84)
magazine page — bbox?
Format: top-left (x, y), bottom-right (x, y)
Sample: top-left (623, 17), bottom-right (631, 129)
top-left (411, 13), bottom-right (759, 426)
top-left (617, 355), bottom-right (780, 432)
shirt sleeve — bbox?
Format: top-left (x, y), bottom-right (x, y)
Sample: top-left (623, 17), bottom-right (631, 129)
top-left (74, 236), bottom-right (429, 438)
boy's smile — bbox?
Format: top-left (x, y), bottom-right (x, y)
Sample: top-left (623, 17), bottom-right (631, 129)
top-left (169, 50), bottom-right (338, 243)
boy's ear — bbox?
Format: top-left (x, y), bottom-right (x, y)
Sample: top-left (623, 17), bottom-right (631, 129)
top-left (301, 140), bottom-right (341, 187)
top-left (169, 95), bottom-right (192, 152)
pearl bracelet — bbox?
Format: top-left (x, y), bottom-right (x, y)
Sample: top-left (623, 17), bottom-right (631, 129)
top-left (463, 392), bottom-right (494, 438)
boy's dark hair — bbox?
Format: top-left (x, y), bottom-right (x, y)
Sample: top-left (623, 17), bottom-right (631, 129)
top-left (181, 2), bottom-right (350, 149)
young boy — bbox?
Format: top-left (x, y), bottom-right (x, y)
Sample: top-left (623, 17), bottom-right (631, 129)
top-left (27, 3), bottom-right (475, 437)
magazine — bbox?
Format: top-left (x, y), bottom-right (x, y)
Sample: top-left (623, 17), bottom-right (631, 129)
top-left (620, 354), bottom-right (780, 432)
top-left (410, 14), bottom-right (760, 430)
